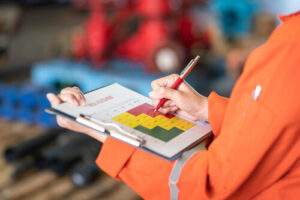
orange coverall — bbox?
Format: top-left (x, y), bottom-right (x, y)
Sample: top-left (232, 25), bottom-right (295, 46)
top-left (96, 12), bottom-right (300, 199)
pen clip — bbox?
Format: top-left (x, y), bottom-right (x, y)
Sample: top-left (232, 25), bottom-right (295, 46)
top-left (180, 59), bottom-right (194, 76)
top-left (77, 114), bottom-right (106, 133)
top-left (109, 129), bottom-right (141, 147)
top-left (180, 55), bottom-right (200, 78)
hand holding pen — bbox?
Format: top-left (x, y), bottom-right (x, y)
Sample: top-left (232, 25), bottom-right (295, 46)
top-left (149, 55), bottom-right (209, 121)
top-left (154, 56), bottom-right (200, 111)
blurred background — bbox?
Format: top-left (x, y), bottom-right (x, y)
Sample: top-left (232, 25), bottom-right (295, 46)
top-left (0, 0), bottom-right (298, 199)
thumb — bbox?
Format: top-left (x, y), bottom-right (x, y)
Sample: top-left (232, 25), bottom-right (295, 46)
top-left (46, 93), bottom-right (62, 106)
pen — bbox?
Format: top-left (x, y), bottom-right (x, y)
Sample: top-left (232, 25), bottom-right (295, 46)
top-left (154, 55), bottom-right (200, 111)
top-left (77, 114), bottom-right (145, 147)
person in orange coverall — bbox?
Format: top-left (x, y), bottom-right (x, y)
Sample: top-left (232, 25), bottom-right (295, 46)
top-left (47, 11), bottom-right (300, 199)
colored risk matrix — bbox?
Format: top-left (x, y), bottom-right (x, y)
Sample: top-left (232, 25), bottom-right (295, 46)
top-left (113, 103), bottom-right (195, 142)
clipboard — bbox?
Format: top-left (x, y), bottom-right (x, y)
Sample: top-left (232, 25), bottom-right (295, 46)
top-left (46, 83), bottom-right (211, 161)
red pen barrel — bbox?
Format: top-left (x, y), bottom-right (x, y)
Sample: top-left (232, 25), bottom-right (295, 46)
top-left (170, 77), bottom-right (184, 89)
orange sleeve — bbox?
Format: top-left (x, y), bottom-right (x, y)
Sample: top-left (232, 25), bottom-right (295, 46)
top-left (96, 137), bottom-right (174, 199)
top-left (207, 92), bottom-right (229, 137)
top-left (96, 137), bottom-right (136, 178)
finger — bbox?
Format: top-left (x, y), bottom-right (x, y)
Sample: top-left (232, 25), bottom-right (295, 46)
top-left (158, 107), bottom-right (169, 114)
top-left (58, 93), bottom-right (80, 106)
top-left (46, 93), bottom-right (62, 106)
top-left (169, 106), bottom-right (178, 114)
top-left (157, 87), bottom-right (180, 101)
top-left (161, 100), bottom-right (176, 107)
top-left (149, 91), bottom-right (161, 100)
top-left (63, 86), bottom-right (84, 97)
top-left (56, 116), bottom-right (66, 128)
top-left (158, 105), bottom-right (177, 114)
top-left (71, 86), bottom-right (81, 92)
top-left (57, 115), bottom-right (87, 132)
top-left (61, 90), bottom-right (85, 106)
top-left (151, 87), bottom-right (179, 100)
top-left (150, 91), bottom-right (162, 107)
top-left (61, 88), bottom-right (86, 105)
top-left (152, 99), bottom-right (160, 107)
top-left (161, 105), bottom-right (178, 113)
top-left (57, 115), bottom-right (77, 129)
top-left (151, 96), bottom-right (176, 108)
top-left (69, 87), bottom-right (86, 105)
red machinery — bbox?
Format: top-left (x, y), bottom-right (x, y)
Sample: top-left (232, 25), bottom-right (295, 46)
top-left (72, 0), bottom-right (211, 73)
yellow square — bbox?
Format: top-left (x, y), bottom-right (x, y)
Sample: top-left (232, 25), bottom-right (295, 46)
top-left (140, 115), bottom-right (156, 129)
top-left (170, 116), bottom-right (180, 122)
top-left (157, 121), bottom-right (173, 130)
top-left (154, 115), bottom-right (168, 123)
top-left (113, 112), bottom-right (134, 122)
top-left (141, 121), bottom-right (156, 129)
top-left (112, 115), bottom-right (124, 123)
top-left (125, 121), bottom-right (140, 128)
top-left (135, 113), bottom-right (150, 122)
top-left (175, 120), bottom-right (195, 131)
